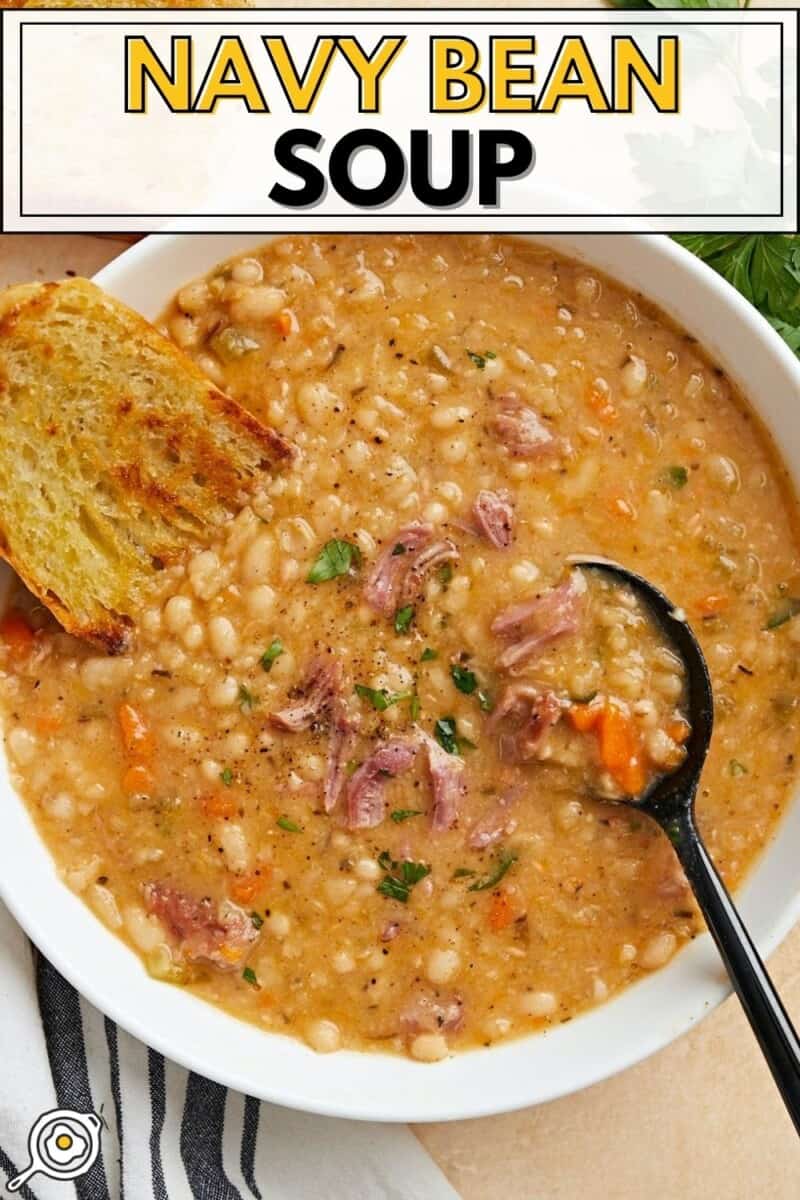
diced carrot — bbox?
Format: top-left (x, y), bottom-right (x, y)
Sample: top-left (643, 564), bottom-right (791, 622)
top-left (668, 719), bottom-right (690, 745)
top-left (0, 609), bottom-right (35, 655)
top-left (273, 309), bottom-right (296, 337)
top-left (118, 703), bottom-right (154, 760)
top-left (567, 703), bottom-right (603, 732)
top-left (230, 873), bottom-right (266, 905)
top-left (696, 593), bottom-right (730, 617)
top-left (203, 793), bottom-right (236, 821)
top-left (586, 382), bottom-right (617, 423)
top-left (488, 891), bottom-right (517, 931)
top-left (597, 704), bottom-right (646, 795)
top-left (35, 713), bottom-right (63, 735)
top-left (122, 763), bottom-right (154, 795)
top-left (218, 943), bottom-right (245, 964)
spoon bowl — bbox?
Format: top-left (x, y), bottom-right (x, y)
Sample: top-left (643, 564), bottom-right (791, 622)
top-left (571, 555), bottom-right (800, 1136)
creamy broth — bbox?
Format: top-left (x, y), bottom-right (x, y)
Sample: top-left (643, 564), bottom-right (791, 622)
top-left (2, 235), bottom-right (800, 1061)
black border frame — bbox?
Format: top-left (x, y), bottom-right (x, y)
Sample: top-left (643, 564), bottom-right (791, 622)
top-left (2, 8), bottom-right (797, 231)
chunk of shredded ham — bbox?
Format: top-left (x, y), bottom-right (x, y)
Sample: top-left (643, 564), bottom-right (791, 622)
top-left (363, 522), bottom-right (433, 614)
top-left (472, 489), bottom-right (514, 550)
top-left (345, 739), bottom-right (418, 829)
top-left (489, 685), bottom-right (563, 763)
top-left (143, 883), bottom-right (259, 969)
top-left (489, 393), bottom-right (567, 458)
top-left (417, 729), bottom-right (466, 831)
top-left (492, 570), bottom-right (586, 672)
top-left (269, 656), bottom-right (342, 732)
top-left (467, 785), bottom-right (523, 850)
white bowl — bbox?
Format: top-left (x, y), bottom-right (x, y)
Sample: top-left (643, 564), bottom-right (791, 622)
top-left (2, 233), bottom-right (800, 1123)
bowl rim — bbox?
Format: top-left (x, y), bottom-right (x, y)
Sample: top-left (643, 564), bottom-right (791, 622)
top-left (2, 231), bottom-right (800, 1124)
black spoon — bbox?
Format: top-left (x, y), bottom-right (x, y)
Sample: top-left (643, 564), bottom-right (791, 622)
top-left (572, 556), bottom-right (800, 1134)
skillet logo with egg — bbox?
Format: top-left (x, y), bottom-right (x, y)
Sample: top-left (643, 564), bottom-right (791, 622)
top-left (6, 1108), bottom-right (103, 1191)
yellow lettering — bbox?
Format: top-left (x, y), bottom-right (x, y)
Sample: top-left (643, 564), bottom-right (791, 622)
top-left (263, 36), bottom-right (336, 114)
top-left (537, 37), bottom-right (610, 114)
top-left (431, 38), bottom-right (485, 113)
top-left (337, 36), bottom-right (405, 113)
top-left (195, 37), bottom-right (268, 113)
top-left (614, 36), bottom-right (679, 113)
top-left (491, 37), bottom-right (535, 113)
top-left (126, 36), bottom-right (192, 113)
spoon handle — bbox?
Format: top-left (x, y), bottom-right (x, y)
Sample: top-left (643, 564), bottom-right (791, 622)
top-left (670, 808), bottom-right (800, 1135)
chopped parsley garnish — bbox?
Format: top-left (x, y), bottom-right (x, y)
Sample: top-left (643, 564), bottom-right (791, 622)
top-left (421, 647), bottom-right (438, 662)
top-left (765, 598), bottom-right (800, 630)
top-left (238, 684), bottom-right (257, 711)
top-left (220, 767), bottom-right (234, 787)
top-left (466, 349), bottom-right (497, 370)
top-left (391, 809), bottom-right (423, 823)
top-left (452, 867), bottom-right (477, 879)
top-left (250, 911), bottom-right (264, 930)
top-left (433, 716), bottom-right (475, 755)
top-left (277, 816), bottom-right (302, 833)
top-left (376, 852), bottom-right (431, 903)
top-left (394, 605), bottom-right (415, 634)
top-left (410, 694), bottom-right (421, 721)
top-left (391, 542), bottom-right (407, 556)
top-left (729, 759), bottom-right (748, 777)
top-left (242, 966), bottom-right (259, 987)
top-left (664, 465), bottom-right (689, 489)
top-left (437, 563), bottom-right (454, 588)
top-left (450, 663), bottom-right (477, 694)
top-left (467, 851), bottom-right (518, 892)
top-left (307, 538), bottom-right (361, 584)
top-left (260, 638), bottom-right (284, 671)
top-left (354, 684), bottom-right (413, 712)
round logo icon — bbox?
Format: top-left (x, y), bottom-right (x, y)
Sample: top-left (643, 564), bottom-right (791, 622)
top-left (7, 1108), bottom-right (102, 1191)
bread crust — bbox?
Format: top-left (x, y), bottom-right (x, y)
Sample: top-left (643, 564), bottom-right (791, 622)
top-left (0, 278), bottom-right (294, 652)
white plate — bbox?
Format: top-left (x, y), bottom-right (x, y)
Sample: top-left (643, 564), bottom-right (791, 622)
top-left (2, 233), bottom-right (800, 1123)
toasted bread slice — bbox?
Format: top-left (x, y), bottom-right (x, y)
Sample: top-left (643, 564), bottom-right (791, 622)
top-left (0, 278), bottom-right (294, 652)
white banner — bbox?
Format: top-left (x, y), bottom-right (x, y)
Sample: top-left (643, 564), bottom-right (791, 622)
top-left (1, 8), bottom-right (796, 233)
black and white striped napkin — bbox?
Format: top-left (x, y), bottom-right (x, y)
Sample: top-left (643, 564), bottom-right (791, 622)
top-left (0, 903), bottom-right (459, 1200)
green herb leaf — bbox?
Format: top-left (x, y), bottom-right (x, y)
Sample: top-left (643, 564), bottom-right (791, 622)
top-left (277, 816), bottom-right (302, 833)
top-left (438, 563), bottom-right (454, 588)
top-left (452, 867), bottom-right (477, 879)
top-left (261, 638), bottom-right (284, 672)
top-left (391, 808), bottom-right (423, 823)
top-left (729, 759), bottom-right (748, 777)
top-left (410, 694), bottom-right (421, 721)
top-left (665, 465), bottom-right (689, 489)
top-left (394, 605), bottom-right (415, 634)
top-left (354, 683), bottom-right (413, 712)
top-left (376, 852), bottom-right (431, 903)
top-left (242, 966), bottom-right (259, 987)
top-left (220, 767), bottom-right (234, 787)
top-left (467, 851), bottom-right (518, 892)
top-left (434, 716), bottom-right (460, 755)
top-left (765, 598), bottom-right (800, 630)
top-left (450, 664), bottom-right (477, 695)
top-left (391, 542), bottom-right (407, 556)
top-left (307, 539), bottom-right (361, 584)
top-left (250, 911), bottom-right (264, 929)
top-left (433, 716), bottom-right (474, 755)
top-left (238, 684), bottom-right (257, 711)
top-left (421, 647), bottom-right (438, 662)
top-left (466, 349), bottom-right (496, 370)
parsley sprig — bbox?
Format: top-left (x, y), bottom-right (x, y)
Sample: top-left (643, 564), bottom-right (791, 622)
top-left (376, 850), bottom-right (431, 903)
